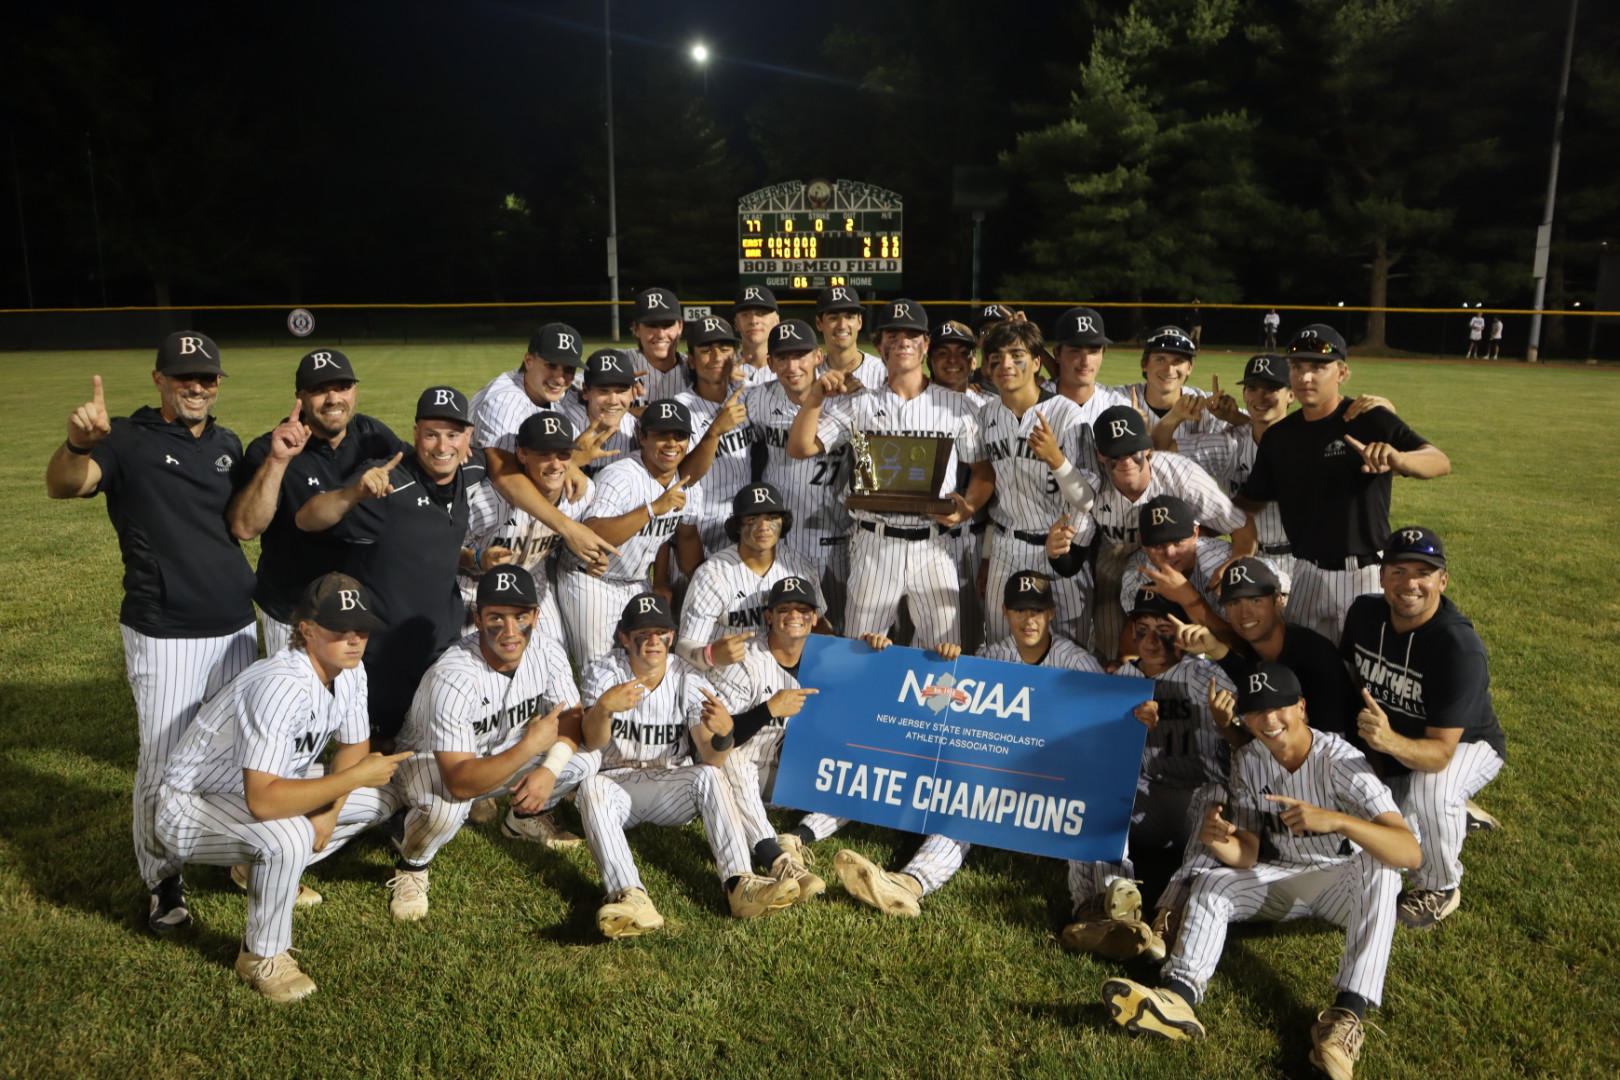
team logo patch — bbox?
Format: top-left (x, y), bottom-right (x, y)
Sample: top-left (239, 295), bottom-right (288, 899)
top-left (214, 455), bottom-right (233, 473)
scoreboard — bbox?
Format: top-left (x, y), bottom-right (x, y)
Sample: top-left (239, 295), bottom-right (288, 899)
top-left (738, 179), bottom-right (902, 292)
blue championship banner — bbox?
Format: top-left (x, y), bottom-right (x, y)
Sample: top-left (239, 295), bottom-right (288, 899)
top-left (773, 638), bottom-right (1152, 862)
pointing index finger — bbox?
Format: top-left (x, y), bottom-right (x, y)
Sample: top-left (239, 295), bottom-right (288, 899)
top-left (1212, 373), bottom-right (1221, 395)
top-left (289, 398), bottom-right (303, 422)
top-left (92, 374), bottom-right (105, 404)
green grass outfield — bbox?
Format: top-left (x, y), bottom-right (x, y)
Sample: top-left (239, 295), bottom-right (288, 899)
top-left (2, 343), bottom-right (1617, 1080)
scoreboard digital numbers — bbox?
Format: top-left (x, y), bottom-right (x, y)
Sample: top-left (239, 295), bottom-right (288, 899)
top-left (738, 179), bottom-right (902, 292)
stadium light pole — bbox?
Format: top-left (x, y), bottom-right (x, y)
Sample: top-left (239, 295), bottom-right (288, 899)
top-left (604, 0), bottom-right (621, 342)
top-left (1526, 0), bottom-right (1579, 364)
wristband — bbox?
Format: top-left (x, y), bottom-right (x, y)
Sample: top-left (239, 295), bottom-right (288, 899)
top-left (537, 741), bottom-right (573, 779)
top-left (704, 642), bottom-right (715, 667)
top-left (646, 501), bottom-right (659, 520)
top-left (64, 439), bottom-right (93, 456)
top-left (708, 731), bottom-right (735, 751)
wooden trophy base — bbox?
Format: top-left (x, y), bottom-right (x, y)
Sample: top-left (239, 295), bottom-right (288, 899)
top-left (846, 494), bottom-right (954, 514)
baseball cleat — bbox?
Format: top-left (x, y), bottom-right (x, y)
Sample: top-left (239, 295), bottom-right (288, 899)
top-left (770, 851), bottom-right (826, 901)
top-left (235, 944), bottom-right (317, 1003)
top-left (1397, 887), bottom-right (1460, 929)
top-left (148, 875), bottom-right (191, 933)
top-left (467, 797), bottom-right (500, 825)
top-left (386, 868), bottom-right (431, 921)
top-left (833, 849), bottom-right (921, 917)
top-left (597, 887), bottom-right (664, 939)
top-left (1101, 877), bottom-right (1144, 922)
top-left (501, 809), bottom-right (582, 848)
top-left (230, 864), bottom-right (323, 908)
top-left (1101, 978), bottom-right (1205, 1040)
top-left (728, 873), bottom-right (800, 918)
top-left (1464, 799), bottom-right (1500, 832)
top-left (1145, 907), bottom-right (1181, 963)
top-left (1308, 1007), bottom-right (1365, 1080)
top-left (1061, 917), bottom-right (1155, 960)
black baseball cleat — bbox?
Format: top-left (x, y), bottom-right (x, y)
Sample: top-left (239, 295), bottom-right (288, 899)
top-left (148, 875), bottom-right (192, 933)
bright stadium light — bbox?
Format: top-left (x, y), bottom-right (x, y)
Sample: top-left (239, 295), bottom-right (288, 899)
top-left (691, 42), bottom-right (709, 64)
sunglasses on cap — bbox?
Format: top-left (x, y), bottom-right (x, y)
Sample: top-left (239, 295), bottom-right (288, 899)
top-left (1287, 338), bottom-right (1340, 356)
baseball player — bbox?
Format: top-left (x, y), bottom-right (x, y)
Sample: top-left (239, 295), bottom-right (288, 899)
top-left (628, 287), bottom-right (688, 405)
top-left (1046, 404), bottom-right (1254, 661)
top-left (1236, 324), bottom-right (1450, 641)
top-left (1214, 354), bottom-right (1297, 580)
top-left (1123, 326), bottom-right (1240, 479)
top-left (229, 348), bottom-right (409, 657)
top-left (1466, 311), bottom-right (1485, 358)
top-left (732, 284), bottom-right (781, 386)
top-left (574, 593), bottom-right (799, 936)
top-left (814, 285), bottom-right (887, 390)
top-left (705, 576), bottom-right (828, 899)
top-left (1340, 527), bottom-right (1506, 928)
top-left (926, 320), bottom-right (986, 397)
top-left (676, 482), bottom-right (821, 668)
top-left (1117, 494), bottom-right (1248, 655)
top-left (745, 319), bottom-right (854, 627)
top-left (1101, 662), bottom-right (1419, 1080)
top-left (977, 318), bottom-right (1096, 646)
top-left (557, 349), bottom-right (640, 479)
top-left (554, 399), bottom-right (706, 665)
top-left (46, 331), bottom-right (259, 932)
top-left (787, 299), bottom-right (992, 648)
top-left (677, 316), bottom-right (754, 553)
top-left (295, 386), bottom-right (494, 741)
top-left (1043, 306), bottom-right (1131, 472)
top-left (152, 573), bottom-right (412, 1001)
top-left (928, 320), bottom-right (993, 650)
top-left (978, 570), bottom-right (1106, 672)
top-left (386, 567), bottom-right (600, 919)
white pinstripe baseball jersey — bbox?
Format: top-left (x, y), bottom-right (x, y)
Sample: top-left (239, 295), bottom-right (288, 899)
top-left (1217, 426), bottom-right (1289, 550)
top-left (677, 389), bottom-right (756, 552)
top-left (679, 544), bottom-right (822, 645)
top-left (1117, 655), bottom-right (1236, 789)
top-left (396, 631), bottom-right (580, 758)
top-left (581, 653), bottom-right (717, 770)
top-left (820, 353), bottom-right (888, 392)
top-left (562, 457), bottom-right (704, 583)
top-left (164, 649), bottom-right (370, 795)
top-left (976, 636), bottom-right (1106, 673)
top-left (979, 392), bottom-right (1088, 534)
top-left (737, 362), bottom-right (776, 388)
top-left (557, 395), bottom-right (638, 478)
top-left (632, 354), bottom-right (689, 404)
top-left (1119, 536), bottom-right (1234, 614)
top-left (1120, 382), bottom-right (1239, 478)
top-left (1227, 731), bottom-right (1399, 867)
top-left (469, 370), bottom-right (555, 453)
top-left (1086, 452), bottom-right (1246, 555)
top-left (708, 636), bottom-right (800, 717)
top-left (744, 379), bottom-right (852, 549)
top-left (459, 479), bottom-right (593, 608)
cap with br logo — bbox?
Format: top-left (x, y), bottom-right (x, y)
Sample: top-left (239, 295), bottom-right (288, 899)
top-left (766, 575), bottom-right (821, 611)
top-left (618, 592), bottom-right (676, 633)
top-left (931, 322), bottom-right (976, 349)
top-left (295, 348), bottom-right (357, 390)
top-left (1127, 586), bottom-right (1188, 623)
top-left (725, 481), bottom-right (794, 542)
top-left (973, 303), bottom-right (1014, 332)
top-left (633, 287), bottom-right (682, 325)
top-left (1219, 557), bottom-right (1282, 600)
top-left (1235, 661), bottom-right (1303, 714)
top-left (1142, 326), bottom-right (1197, 357)
top-left (1286, 324), bottom-right (1349, 362)
top-left (527, 322), bottom-right (585, 368)
top-left (1383, 526), bottom-right (1446, 569)
top-left (767, 319), bottom-right (817, 356)
top-left (687, 316), bottom-right (739, 347)
top-left (872, 299), bottom-right (929, 334)
top-left (516, 412), bottom-right (579, 453)
top-left (1240, 353), bottom-right (1289, 388)
top-left (584, 348), bottom-right (639, 388)
top-left (416, 385), bottom-right (471, 424)
top-left (639, 398), bottom-right (693, 436)
top-left (1138, 495), bottom-right (1197, 546)
top-left (156, 330), bottom-right (226, 377)
top-left (1003, 570), bottom-right (1057, 611)
top-left (1053, 306), bottom-right (1112, 348)
top-left (298, 572), bottom-right (386, 633)
top-left (734, 285), bottom-right (779, 314)
top-left (477, 566), bottom-right (540, 609)
top-left (816, 285), bottom-right (863, 315)
top-left (1093, 404), bottom-right (1153, 457)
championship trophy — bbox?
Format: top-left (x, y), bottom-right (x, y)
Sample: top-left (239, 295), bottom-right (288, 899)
top-left (846, 429), bottom-right (955, 514)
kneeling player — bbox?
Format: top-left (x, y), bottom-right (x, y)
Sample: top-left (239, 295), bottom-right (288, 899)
top-left (386, 569), bottom-right (601, 920)
top-left (1102, 663), bottom-right (1420, 1080)
top-left (574, 593), bottom-right (799, 937)
top-left (153, 574), bottom-right (411, 1001)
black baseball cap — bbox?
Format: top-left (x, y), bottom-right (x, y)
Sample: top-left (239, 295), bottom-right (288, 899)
top-left (766, 576), bottom-right (820, 610)
top-left (1127, 587), bottom-right (1188, 622)
top-left (476, 566), bottom-right (540, 609)
top-left (632, 287), bottom-right (682, 324)
top-left (516, 412), bottom-right (579, 453)
top-left (816, 285), bottom-right (864, 314)
top-left (1003, 570), bottom-right (1057, 611)
top-left (1138, 495), bottom-right (1197, 546)
top-left (416, 385), bottom-right (471, 424)
top-left (1094, 405), bottom-right (1153, 457)
top-left (687, 315), bottom-right (739, 347)
top-left (931, 322), bottom-right (977, 350)
top-left (973, 303), bottom-right (1014, 331)
top-left (584, 348), bottom-right (639, 388)
top-left (1219, 557), bottom-right (1282, 600)
top-left (872, 299), bottom-right (929, 334)
top-left (298, 572), bottom-right (386, 633)
top-left (640, 398), bottom-right (693, 436)
top-left (1053, 307), bottom-right (1112, 347)
top-left (734, 285), bottom-right (779, 314)
top-left (527, 322), bottom-right (585, 368)
top-left (618, 592), bottom-right (676, 633)
top-left (768, 319), bottom-right (818, 355)
top-left (1383, 526), bottom-right (1447, 569)
top-left (155, 331), bottom-right (226, 377)
top-left (1241, 353), bottom-right (1289, 388)
top-left (295, 348), bottom-right (357, 390)
top-left (1236, 661), bottom-right (1303, 714)
top-left (1143, 326), bottom-right (1197, 357)
top-left (1286, 324), bottom-right (1348, 362)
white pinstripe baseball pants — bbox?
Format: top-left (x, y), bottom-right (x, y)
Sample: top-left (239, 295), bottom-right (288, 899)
top-left (1162, 850), bottom-right (1400, 1007)
top-left (555, 572), bottom-right (645, 668)
top-left (1288, 560), bottom-right (1381, 642)
top-left (724, 729), bottom-right (786, 847)
top-left (259, 613), bottom-right (293, 661)
top-left (1387, 741), bottom-right (1503, 892)
top-left (155, 785), bottom-right (402, 957)
top-left (122, 624), bottom-right (258, 889)
top-left (844, 527), bottom-right (962, 647)
top-left (796, 812), bottom-right (968, 897)
top-left (576, 765), bottom-right (754, 896)
top-left (394, 750), bottom-right (600, 867)
top-left (983, 534), bottom-right (1092, 648)
top-left (947, 526), bottom-right (985, 655)
top-left (1152, 782), bottom-right (1226, 914)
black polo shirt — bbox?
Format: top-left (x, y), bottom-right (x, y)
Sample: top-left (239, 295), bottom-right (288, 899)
top-left (89, 406), bottom-right (256, 637)
top-left (1216, 622), bottom-right (1359, 739)
top-left (241, 413), bottom-right (407, 621)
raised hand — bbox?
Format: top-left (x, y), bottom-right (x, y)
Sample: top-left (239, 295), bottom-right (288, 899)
top-left (1027, 410), bottom-right (1066, 468)
top-left (597, 677), bottom-right (648, 714)
top-left (765, 687), bottom-right (821, 719)
top-left (269, 399), bottom-right (311, 462)
top-left (1208, 675), bottom-right (1237, 729)
top-left (1343, 435), bottom-right (1402, 475)
top-left (1199, 802), bottom-right (1238, 846)
top-left (576, 417), bottom-right (622, 465)
top-left (1355, 689), bottom-right (1397, 752)
top-left (1167, 613), bottom-right (1221, 658)
top-left (357, 452), bottom-right (404, 499)
top-left (68, 375), bottom-right (113, 448)
top-left (712, 385), bottom-right (748, 435)
top-left (651, 475), bottom-right (691, 516)
top-left (1206, 374), bottom-right (1246, 426)
top-left (1045, 517), bottom-right (1076, 559)
top-left (706, 631), bottom-right (754, 668)
top-left (698, 687), bottom-right (734, 737)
